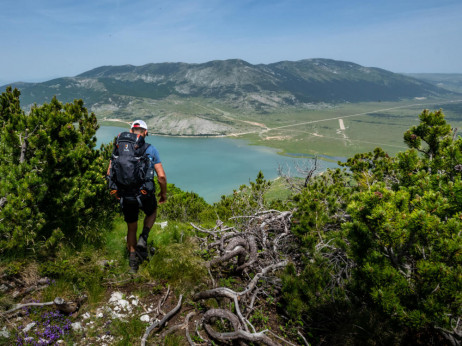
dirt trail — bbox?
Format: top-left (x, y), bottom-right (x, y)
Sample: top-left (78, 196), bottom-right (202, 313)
top-left (225, 99), bottom-right (462, 138)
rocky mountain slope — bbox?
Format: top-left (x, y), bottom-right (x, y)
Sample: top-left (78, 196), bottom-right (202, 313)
top-left (3, 59), bottom-right (457, 135)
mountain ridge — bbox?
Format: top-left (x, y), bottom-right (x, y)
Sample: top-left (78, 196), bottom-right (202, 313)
top-left (2, 58), bottom-right (458, 135)
top-left (6, 58), bottom-right (453, 104)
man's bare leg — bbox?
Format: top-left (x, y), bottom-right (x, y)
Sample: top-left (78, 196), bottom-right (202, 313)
top-left (137, 209), bottom-right (157, 249)
top-left (127, 221), bottom-right (139, 273)
top-left (127, 221), bottom-right (138, 253)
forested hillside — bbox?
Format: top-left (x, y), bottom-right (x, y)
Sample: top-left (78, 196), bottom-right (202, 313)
top-left (1, 88), bottom-right (461, 345)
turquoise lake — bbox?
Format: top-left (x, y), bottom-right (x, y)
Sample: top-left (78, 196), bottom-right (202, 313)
top-left (97, 126), bottom-right (340, 203)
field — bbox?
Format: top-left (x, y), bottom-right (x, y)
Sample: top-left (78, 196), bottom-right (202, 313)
top-left (230, 97), bottom-right (462, 158)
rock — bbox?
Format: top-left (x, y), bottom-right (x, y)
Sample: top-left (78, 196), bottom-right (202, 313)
top-left (0, 284), bottom-right (8, 293)
top-left (71, 322), bottom-right (82, 331)
top-left (140, 315), bottom-right (150, 322)
top-left (117, 299), bottom-right (130, 310)
top-left (157, 221), bottom-right (168, 229)
top-left (0, 326), bottom-right (10, 338)
top-left (23, 322), bottom-right (36, 333)
top-left (96, 312), bottom-right (104, 318)
top-left (37, 277), bottom-right (49, 285)
top-left (108, 292), bottom-right (123, 303)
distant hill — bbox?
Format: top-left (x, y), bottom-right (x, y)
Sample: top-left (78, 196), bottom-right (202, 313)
top-left (406, 73), bottom-right (462, 93)
top-left (2, 59), bottom-right (457, 135)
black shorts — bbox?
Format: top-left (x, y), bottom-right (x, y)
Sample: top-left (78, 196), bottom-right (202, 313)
top-left (121, 194), bottom-right (157, 223)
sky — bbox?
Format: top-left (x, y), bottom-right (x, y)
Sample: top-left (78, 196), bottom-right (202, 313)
top-left (1, 0), bottom-right (461, 84)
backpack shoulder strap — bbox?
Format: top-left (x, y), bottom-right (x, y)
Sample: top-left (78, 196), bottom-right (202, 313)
top-left (139, 143), bottom-right (150, 156)
top-left (143, 142), bottom-right (151, 152)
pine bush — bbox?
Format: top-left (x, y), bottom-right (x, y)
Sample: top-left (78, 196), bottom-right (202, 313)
top-left (0, 87), bottom-right (115, 256)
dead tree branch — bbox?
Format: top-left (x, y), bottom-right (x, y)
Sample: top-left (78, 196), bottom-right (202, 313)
top-left (278, 157), bottom-right (321, 192)
top-left (202, 309), bottom-right (280, 346)
top-left (0, 197), bottom-right (6, 209)
top-left (192, 209), bottom-right (300, 345)
top-left (2, 296), bottom-right (85, 316)
top-left (140, 294), bottom-right (183, 346)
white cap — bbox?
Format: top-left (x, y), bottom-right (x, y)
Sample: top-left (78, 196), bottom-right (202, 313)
top-left (131, 120), bottom-right (148, 131)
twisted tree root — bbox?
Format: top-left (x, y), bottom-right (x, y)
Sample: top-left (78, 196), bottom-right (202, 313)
top-left (192, 210), bottom-right (296, 345)
top-left (202, 309), bottom-right (280, 346)
top-left (140, 294), bottom-right (183, 346)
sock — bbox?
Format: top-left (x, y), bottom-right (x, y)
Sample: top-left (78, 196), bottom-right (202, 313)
top-left (140, 226), bottom-right (150, 241)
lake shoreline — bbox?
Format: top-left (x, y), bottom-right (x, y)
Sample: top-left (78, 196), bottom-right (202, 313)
top-left (97, 125), bottom-right (340, 203)
top-left (98, 120), bottom-right (345, 162)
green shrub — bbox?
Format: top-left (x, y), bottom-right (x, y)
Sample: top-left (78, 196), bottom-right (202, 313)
top-left (283, 109), bottom-right (462, 344)
top-left (213, 171), bottom-right (273, 221)
top-left (157, 183), bottom-right (212, 222)
top-left (0, 87), bottom-right (116, 256)
top-left (281, 169), bottom-right (353, 326)
top-left (344, 110), bottom-right (462, 335)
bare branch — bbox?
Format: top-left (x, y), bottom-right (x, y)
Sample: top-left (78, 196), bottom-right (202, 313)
top-left (140, 294), bottom-right (183, 346)
top-left (2, 296), bottom-right (85, 316)
top-left (0, 197), bottom-right (6, 209)
top-left (184, 311), bottom-right (197, 346)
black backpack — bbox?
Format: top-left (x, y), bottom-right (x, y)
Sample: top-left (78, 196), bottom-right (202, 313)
top-left (109, 132), bottom-right (155, 198)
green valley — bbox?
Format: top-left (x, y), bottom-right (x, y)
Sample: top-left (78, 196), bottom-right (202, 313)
top-left (4, 58), bottom-right (461, 159)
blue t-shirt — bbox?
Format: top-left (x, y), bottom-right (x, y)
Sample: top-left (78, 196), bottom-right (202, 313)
top-left (146, 144), bottom-right (161, 167)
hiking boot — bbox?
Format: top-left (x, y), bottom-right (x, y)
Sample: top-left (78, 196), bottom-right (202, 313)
top-left (136, 235), bottom-right (147, 250)
top-left (129, 252), bottom-right (139, 274)
top-left (135, 248), bottom-right (148, 263)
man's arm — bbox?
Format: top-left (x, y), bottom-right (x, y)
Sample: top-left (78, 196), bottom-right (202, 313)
top-left (106, 160), bottom-right (119, 195)
top-left (154, 162), bottom-right (167, 204)
top-left (107, 160), bottom-right (112, 176)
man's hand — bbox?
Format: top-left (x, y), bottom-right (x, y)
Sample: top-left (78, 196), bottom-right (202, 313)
top-left (158, 193), bottom-right (167, 204)
top-left (110, 190), bottom-right (120, 200)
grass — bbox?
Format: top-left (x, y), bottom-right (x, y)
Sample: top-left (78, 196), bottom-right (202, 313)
top-left (141, 223), bottom-right (208, 294)
top-left (0, 213), bottom-right (210, 344)
top-left (163, 334), bottom-right (185, 345)
top-left (265, 177), bottom-right (293, 202)
top-left (110, 318), bottom-right (146, 345)
top-left (237, 98), bottom-right (462, 157)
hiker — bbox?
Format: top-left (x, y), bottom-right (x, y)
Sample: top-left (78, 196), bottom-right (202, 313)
top-left (107, 120), bottom-right (167, 273)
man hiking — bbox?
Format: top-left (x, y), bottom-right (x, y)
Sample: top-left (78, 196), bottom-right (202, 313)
top-left (107, 120), bottom-right (167, 274)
